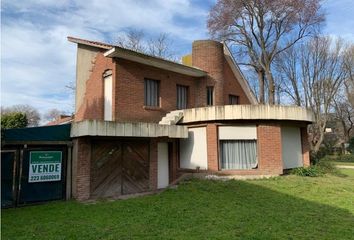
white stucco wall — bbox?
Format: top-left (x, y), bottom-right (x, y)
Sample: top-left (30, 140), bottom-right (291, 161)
top-left (281, 126), bottom-right (303, 169)
top-left (179, 127), bottom-right (208, 170)
top-left (219, 126), bottom-right (257, 140)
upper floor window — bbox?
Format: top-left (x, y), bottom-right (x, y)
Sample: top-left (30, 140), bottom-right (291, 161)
top-left (144, 79), bottom-right (160, 107)
top-left (207, 86), bottom-right (214, 106)
top-left (176, 85), bottom-right (188, 109)
top-left (229, 95), bottom-right (239, 105)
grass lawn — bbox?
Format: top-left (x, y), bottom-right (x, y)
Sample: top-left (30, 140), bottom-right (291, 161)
top-left (2, 170), bottom-right (354, 240)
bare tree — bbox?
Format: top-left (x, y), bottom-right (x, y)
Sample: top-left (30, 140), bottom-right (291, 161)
top-left (148, 33), bottom-right (176, 60)
top-left (300, 37), bottom-right (347, 152)
top-left (44, 108), bottom-right (67, 122)
top-left (275, 47), bottom-right (302, 106)
top-left (114, 29), bottom-right (176, 61)
top-left (207, 0), bottom-right (324, 104)
top-left (115, 29), bottom-right (146, 53)
top-left (1, 104), bottom-right (40, 127)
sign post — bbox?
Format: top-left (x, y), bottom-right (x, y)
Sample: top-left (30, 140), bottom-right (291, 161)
top-left (28, 151), bottom-right (62, 183)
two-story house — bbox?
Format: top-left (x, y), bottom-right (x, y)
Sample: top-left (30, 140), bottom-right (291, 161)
top-left (68, 37), bottom-right (313, 201)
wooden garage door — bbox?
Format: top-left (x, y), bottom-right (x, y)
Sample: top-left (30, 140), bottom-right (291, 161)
top-left (91, 140), bottom-right (149, 198)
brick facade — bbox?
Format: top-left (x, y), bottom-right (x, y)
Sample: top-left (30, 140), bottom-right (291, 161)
top-left (206, 124), bottom-right (219, 171)
top-left (115, 59), bottom-right (202, 123)
top-left (75, 51), bottom-right (115, 122)
top-left (257, 124), bottom-right (283, 175)
top-left (72, 138), bottom-right (91, 201)
top-left (75, 40), bottom-right (254, 124)
top-left (185, 123), bottom-right (284, 176)
top-left (149, 139), bottom-right (158, 190)
top-left (70, 38), bottom-right (311, 201)
top-left (192, 40), bottom-right (224, 105)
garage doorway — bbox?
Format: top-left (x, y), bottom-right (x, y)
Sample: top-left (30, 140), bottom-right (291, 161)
top-left (91, 140), bottom-right (150, 198)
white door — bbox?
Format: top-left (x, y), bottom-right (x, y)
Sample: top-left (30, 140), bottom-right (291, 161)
top-left (157, 142), bottom-right (169, 189)
top-left (104, 74), bottom-right (112, 121)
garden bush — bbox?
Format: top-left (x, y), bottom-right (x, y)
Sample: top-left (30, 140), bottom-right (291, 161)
top-left (291, 161), bottom-right (337, 177)
top-left (290, 166), bottom-right (323, 177)
top-left (337, 154), bottom-right (354, 162)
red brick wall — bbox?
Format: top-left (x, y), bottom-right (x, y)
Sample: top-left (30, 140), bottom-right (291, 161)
top-left (206, 124), bottom-right (219, 171)
top-left (149, 139), bottom-right (158, 190)
top-left (75, 52), bottom-right (115, 121)
top-left (72, 138), bottom-right (91, 201)
top-left (257, 124), bottom-right (283, 175)
top-left (223, 61), bottom-right (251, 105)
top-left (75, 40), bottom-right (255, 123)
top-left (115, 59), bottom-right (202, 123)
top-left (301, 127), bottom-right (310, 167)
top-left (192, 40), bottom-right (225, 106)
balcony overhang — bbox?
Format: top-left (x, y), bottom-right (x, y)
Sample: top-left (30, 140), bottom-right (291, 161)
top-left (104, 47), bottom-right (207, 77)
top-left (180, 105), bottom-right (314, 124)
top-left (71, 120), bottom-right (188, 138)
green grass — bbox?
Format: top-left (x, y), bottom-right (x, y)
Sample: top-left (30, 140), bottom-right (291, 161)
top-left (2, 170), bottom-right (354, 240)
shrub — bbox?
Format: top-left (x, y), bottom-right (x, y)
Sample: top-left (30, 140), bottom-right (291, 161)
top-left (290, 166), bottom-right (323, 177)
top-left (1, 112), bottom-right (28, 129)
top-left (291, 161), bottom-right (337, 177)
top-left (337, 154), bottom-right (354, 163)
top-left (348, 137), bottom-right (354, 154)
top-left (316, 161), bottom-right (336, 174)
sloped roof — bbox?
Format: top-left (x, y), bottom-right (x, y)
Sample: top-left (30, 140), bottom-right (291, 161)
top-left (68, 36), bottom-right (113, 50)
top-left (68, 36), bottom-right (207, 77)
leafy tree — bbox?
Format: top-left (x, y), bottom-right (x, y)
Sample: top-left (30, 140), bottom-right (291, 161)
top-left (1, 112), bottom-right (28, 129)
top-left (1, 104), bottom-right (40, 127)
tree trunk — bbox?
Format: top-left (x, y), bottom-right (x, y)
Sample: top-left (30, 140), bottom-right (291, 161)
top-left (257, 69), bottom-right (265, 104)
top-left (265, 67), bottom-right (275, 104)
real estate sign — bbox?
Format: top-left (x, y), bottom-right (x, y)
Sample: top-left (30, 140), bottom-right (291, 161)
top-left (29, 151), bottom-right (62, 183)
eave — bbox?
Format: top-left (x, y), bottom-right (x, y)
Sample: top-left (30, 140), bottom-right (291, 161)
top-left (104, 47), bottom-right (207, 77)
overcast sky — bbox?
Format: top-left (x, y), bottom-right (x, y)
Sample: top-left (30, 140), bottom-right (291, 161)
top-left (1, 0), bottom-right (353, 116)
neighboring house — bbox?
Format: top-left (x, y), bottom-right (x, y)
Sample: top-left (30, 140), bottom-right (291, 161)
top-left (68, 37), bottom-right (314, 201)
top-left (45, 115), bottom-right (73, 126)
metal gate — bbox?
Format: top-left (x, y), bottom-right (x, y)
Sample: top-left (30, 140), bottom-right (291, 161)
top-left (1, 147), bottom-right (67, 208)
top-left (91, 140), bottom-right (150, 198)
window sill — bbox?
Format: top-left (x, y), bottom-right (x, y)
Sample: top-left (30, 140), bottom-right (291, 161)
top-left (143, 106), bottom-right (162, 111)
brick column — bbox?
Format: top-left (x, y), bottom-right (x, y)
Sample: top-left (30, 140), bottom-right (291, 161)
top-left (149, 139), bottom-right (158, 190)
top-left (206, 124), bottom-right (219, 171)
top-left (73, 138), bottom-right (91, 201)
top-left (301, 127), bottom-right (311, 167)
top-left (257, 124), bottom-right (283, 175)
top-left (192, 40), bottom-right (225, 105)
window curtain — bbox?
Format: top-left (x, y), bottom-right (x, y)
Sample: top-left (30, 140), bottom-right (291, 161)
top-left (221, 140), bottom-right (257, 170)
top-left (144, 79), bottom-right (159, 106)
top-left (177, 85), bottom-right (187, 109)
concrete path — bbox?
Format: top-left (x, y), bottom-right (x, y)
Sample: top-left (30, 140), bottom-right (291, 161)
top-left (336, 165), bottom-right (354, 169)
